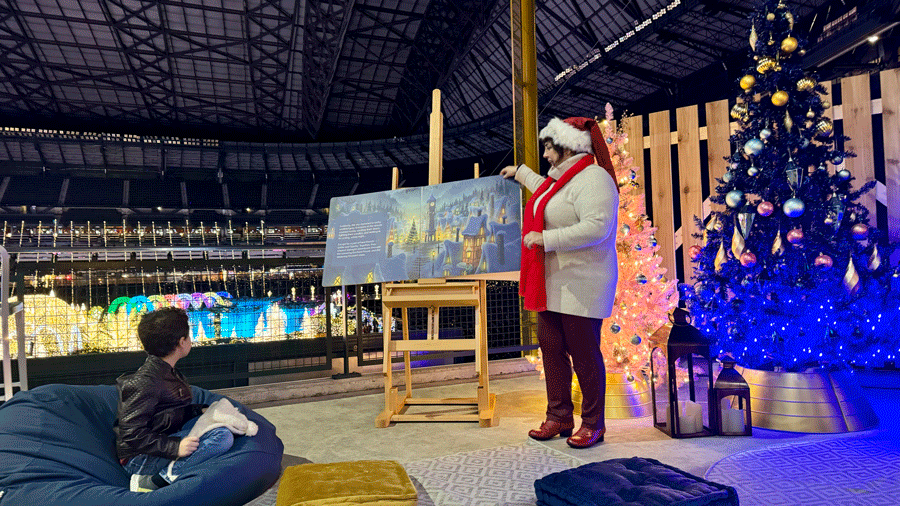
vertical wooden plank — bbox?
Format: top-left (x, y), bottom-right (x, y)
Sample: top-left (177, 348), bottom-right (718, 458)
top-left (623, 114), bottom-right (645, 194)
top-left (649, 110), bottom-right (677, 282)
top-left (881, 69), bottom-right (900, 261)
top-left (820, 81), bottom-right (835, 120)
top-left (677, 105), bottom-right (703, 282)
top-left (841, 74), bottom-right (876, 218)
top-left (429, 90), bottom-right (443, 185)
top-left (705, 99), bottom-right (732, 212)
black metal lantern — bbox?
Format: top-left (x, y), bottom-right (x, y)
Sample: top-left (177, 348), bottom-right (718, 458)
top-left (650, 308), bottom-right (716, 438)
top-left (712, 360), bottom-right (752, 436)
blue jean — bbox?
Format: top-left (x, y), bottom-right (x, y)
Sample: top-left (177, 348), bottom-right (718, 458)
top-left (123, 418), bottom-right (234, 484)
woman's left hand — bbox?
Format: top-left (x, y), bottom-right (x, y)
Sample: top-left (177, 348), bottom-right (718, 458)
top-left (523, 231), bottom-right (544, 249)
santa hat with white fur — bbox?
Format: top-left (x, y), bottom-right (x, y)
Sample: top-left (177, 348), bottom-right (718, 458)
top-left (539, 117), bottom-right (617, 188)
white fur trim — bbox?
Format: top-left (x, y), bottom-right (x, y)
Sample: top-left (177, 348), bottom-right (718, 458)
top-left (538, 118), bottom-right (592, 153)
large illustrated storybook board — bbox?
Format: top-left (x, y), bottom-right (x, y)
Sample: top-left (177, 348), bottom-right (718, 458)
top-left (323, 176), bottom-right (522, 286)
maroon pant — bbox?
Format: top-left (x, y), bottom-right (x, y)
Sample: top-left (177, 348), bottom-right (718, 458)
top-left (538, 310), bottom-right (606, 430)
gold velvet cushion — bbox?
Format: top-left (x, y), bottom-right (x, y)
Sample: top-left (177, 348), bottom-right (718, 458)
top-left (276, 460), bottom-right (418, 506)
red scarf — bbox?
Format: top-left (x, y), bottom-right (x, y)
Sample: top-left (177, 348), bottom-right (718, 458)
top-left (520, 154), bottom-right (595, 312)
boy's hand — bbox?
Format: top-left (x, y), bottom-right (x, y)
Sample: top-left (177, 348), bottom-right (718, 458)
top-left (178, 436), bottom-right (200, 457)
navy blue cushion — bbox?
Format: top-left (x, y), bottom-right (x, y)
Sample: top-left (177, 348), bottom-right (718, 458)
top-left (0, 384), bottom-right (283, 506)
top-left (535, 457), bottom-right (738, 506)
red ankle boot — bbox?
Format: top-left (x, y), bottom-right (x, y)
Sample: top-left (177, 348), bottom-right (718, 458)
top-left (566, 425), bottom-right (605, 448)
top-left (528, 420), bottom-right (574, 441)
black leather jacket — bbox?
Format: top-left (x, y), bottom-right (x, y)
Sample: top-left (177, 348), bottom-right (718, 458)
top-left (114, 355), bottom-right (206, 461)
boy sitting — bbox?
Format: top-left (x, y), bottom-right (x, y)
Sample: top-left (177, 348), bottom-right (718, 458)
top-left (114, 307), bottom-right (234, 492)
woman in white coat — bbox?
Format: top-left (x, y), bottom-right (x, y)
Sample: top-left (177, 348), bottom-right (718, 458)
top-left (501, 117), bottom-right (618, 449)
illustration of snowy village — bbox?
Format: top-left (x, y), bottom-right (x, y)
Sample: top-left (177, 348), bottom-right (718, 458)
top-left (322, 176), bottom-right (522, 287)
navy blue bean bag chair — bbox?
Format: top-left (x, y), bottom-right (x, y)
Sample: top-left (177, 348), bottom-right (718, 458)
top-left (0, 384), bottom-right (284, 506)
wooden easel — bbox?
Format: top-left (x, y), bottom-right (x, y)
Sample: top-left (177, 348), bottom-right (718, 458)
top-left (375, 90), bottom-right (497, 428)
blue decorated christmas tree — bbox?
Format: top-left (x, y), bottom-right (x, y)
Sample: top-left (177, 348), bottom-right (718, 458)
top-left (680, 0), bottom-right (899, 371)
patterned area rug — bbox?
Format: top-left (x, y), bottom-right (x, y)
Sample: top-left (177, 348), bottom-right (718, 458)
top-left (245, 443), bottom-right (583, 506)
top-left (705, 437), bottom-right (900, 506)
top-left (403, 440), bottom-right (586, 506)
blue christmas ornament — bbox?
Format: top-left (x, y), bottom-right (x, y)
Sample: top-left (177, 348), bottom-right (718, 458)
top-left (783, 197), bottom-right (805, 217)
top-left (747, 166), bottom-right (759, 176)
top-left (759, 128), bottom-right (772, 139)
top-left (743, 138), bottom-right (764, 155)
top-left (722, 171), bottom-right (734, 183)
top-left (610, 323), bottom-right (621, 333)
top-left (607, 137), bottom-right (614, 144)
top-left (636, 273), bottom-right (648, 284)
top-left (725, 190), bottom-right (744, 208)
top-left (630, 335), bottom-right (642, 345)
top-left (837, 169), bottom-right (851, 181)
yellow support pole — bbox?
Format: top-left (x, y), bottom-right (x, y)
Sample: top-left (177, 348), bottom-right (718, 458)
top-left (510, 0), bottom-right (539, 358)
top-left (510, 0), bottom-right (539, 183)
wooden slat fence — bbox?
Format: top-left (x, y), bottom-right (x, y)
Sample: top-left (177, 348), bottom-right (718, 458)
top-left (627, 69), bottom-right (900, 284)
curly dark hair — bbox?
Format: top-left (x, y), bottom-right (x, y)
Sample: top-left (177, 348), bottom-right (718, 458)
top-left (138, 307), bottom-right (190, 357)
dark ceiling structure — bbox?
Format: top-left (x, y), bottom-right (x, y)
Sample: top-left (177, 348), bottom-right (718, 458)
top-left (0, 0), bottom-right (896, 222)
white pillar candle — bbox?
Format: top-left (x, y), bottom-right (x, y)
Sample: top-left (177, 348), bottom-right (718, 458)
top-left (721, 406), bottom-right (746, 433)
top-left (679, 400), bottom-right (704, 434)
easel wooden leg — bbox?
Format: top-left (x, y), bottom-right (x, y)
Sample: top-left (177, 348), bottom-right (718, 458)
top-left (376, 300), bottom-right (394, 428)
top-left (476, 280), bottom-right (496, 426)
top-left (403, 307), bottom-right (412, 397)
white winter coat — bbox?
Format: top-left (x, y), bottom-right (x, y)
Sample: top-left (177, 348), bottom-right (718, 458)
top-left (515, 153), bottom-right (618, 319)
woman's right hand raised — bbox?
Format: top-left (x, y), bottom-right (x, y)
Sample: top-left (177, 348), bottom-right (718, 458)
top-left (499, 165), bottom-right (519, 179)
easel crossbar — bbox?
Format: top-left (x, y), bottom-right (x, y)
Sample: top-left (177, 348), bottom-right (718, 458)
top-left (390, 339), bottom-right (478, 352)
top-left (405, 397), bottom-right (479, 405)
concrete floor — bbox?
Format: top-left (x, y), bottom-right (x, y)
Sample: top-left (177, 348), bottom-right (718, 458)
top-left (245, 368), bottom-right (899, 479)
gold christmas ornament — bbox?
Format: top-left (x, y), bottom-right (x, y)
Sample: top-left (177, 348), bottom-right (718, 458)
top-left (781, 36), bottom-right (798, 53)
top-left (730, 102), bottom-right (749, 120)
top-left (704, 215), bottom-right (720, 246)
top-left (714, 242), bottom-right (728, 273)
top-left (766, 12), bottom-right (775, 21)
top-left (785, 11), bottom-right (795, 29)
top-left (740, 75), bottom-right (756, 91)
top-left (784, 110), bottom-right (793, 131)
top-left (771, 228), bottom-right (785, 256)
top-left (843, 253), bottom-right (860, 294)
top-left (749, 24), bottom-right (758, 51)
top-left (868, 245), bottom-right (881, 271)
top-left (731, 226), bottom-right (746, 259)
top-left (822, 100), bottom-right (831, 109)
top-left (771, 90), bottom-right (789, 106)
top-left (756, 56), bottom-right (777, 73)
top-left (816, 118), bottom-right (834, 137)
top-left (806, 108), bottom-right (816, 118)
top-left (796, 77), bottom-right (816, 92)
top-left (799, 49), bottom-right (806, 56)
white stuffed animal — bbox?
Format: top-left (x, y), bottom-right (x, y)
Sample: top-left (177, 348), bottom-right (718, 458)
top-left (187, 398), bottom-right (258, 439)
